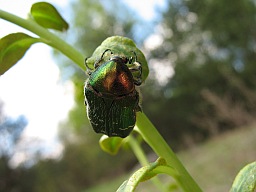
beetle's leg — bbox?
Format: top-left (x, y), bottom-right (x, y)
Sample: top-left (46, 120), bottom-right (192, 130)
top-left (128, 55), bottom-right (133, 64)
top-left (126, 51), bottom-right (141, 73)
top-left (133, 78), bottom-right (142, 86)
top-left (101, 49), bottom-right (112, 60)
top-left (85, 57), bottom-right (94, 75)
top-left (126, 51), bottom-right (143, 86)
top-left (129, 61), bottom-right (142, 75)
top-left (128, 62), bottom-right (142, 86)
top-left (94, 49), bottom-right (113, 69)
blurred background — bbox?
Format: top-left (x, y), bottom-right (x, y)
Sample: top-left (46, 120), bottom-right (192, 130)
top-left (0, 0), bottom-right (256, 191)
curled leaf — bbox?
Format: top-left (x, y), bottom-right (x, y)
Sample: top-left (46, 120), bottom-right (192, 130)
top-left (85, 36), bottom-right (149, 83)
top-left (0, 33), bottom-right (40, 75)
top-left (117, 157), bottom-right (177, 192)
top-left (99, 135), bottom-right (124, 155)
top-left (230, 161), bottom-right (256, 192)
top-left (31, 2), bottom-right (69, 31)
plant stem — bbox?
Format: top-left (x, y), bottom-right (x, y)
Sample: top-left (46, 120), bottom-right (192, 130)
top-left (0, 9), bottom-right (202, 192)
top-left (136, 112), bottom-right (202, 192)
top-left (128, 135), bottom-right (168, 191)
top-left (0, 9), bottom-right (85, 70)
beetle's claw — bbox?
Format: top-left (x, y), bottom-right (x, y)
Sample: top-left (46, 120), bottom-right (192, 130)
top-left (128, 60), bottom-right (142, 85)
top-left (134, 78), bottom-right (142, 86)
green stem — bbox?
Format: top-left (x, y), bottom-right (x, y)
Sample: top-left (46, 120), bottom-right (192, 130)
top-left (0, 8), bottom-right (202, 192)
top-left (127, 135), bottom-right (148, 166)
top-left (0, 9), bottom-right (85, 70)
top-left (128, 135), bottom-right (168, 192)
top-left (136, 112), bottom-right (202, 192)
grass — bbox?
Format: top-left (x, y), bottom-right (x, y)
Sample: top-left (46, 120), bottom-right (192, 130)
top-left (178, 124), bottom-right (256, 192)
top-left (84, 124), bottom-right (256, 192)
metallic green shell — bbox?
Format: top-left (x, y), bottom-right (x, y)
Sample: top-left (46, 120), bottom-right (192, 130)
top-left (85, 36), bottom-right (149, 83)
top-left (84, 82), bottom-right (140, 138)
top-left (88, 58), bottom-right (134, 97)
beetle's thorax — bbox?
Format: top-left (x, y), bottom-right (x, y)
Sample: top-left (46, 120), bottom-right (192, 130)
top-left (88, 57), bottom-right (135, 97)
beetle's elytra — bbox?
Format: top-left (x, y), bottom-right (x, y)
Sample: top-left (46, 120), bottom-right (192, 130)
top-left (84, 49), bottom-right (142, 138)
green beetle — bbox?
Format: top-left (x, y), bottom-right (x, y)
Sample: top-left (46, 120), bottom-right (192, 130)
top-left (84, 49), bottom-right (142, 138)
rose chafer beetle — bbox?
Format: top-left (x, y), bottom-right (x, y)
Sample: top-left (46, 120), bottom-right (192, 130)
top-left (84, 49), bottom-right (142, 138)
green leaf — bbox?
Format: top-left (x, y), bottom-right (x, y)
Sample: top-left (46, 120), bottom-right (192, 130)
top-left (99, 135), bottom-right (124, 155)
top-left (85, 36), bottom-right (149, 83)
top-left (31, 2), bottom-right (69, 31)
top-left (230, 161), bottom-right (256, 192)
top-left (116, 157), bottom-right (177, 192)
top-left (0, 33), bottom-right (40, 75)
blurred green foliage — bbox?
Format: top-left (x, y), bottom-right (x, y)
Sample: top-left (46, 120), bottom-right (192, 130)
top-left (143, 0), bottom-right (256, 148)
top-left (1, 0), bottom-right (256, 191)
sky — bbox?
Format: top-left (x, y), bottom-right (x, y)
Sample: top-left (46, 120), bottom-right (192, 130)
top-left (0, 0), bottom-right (74, 163)
top-left (0, 0), bottom-right (166, 164)
top-left (123, 0), bottom-right (166, 21)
